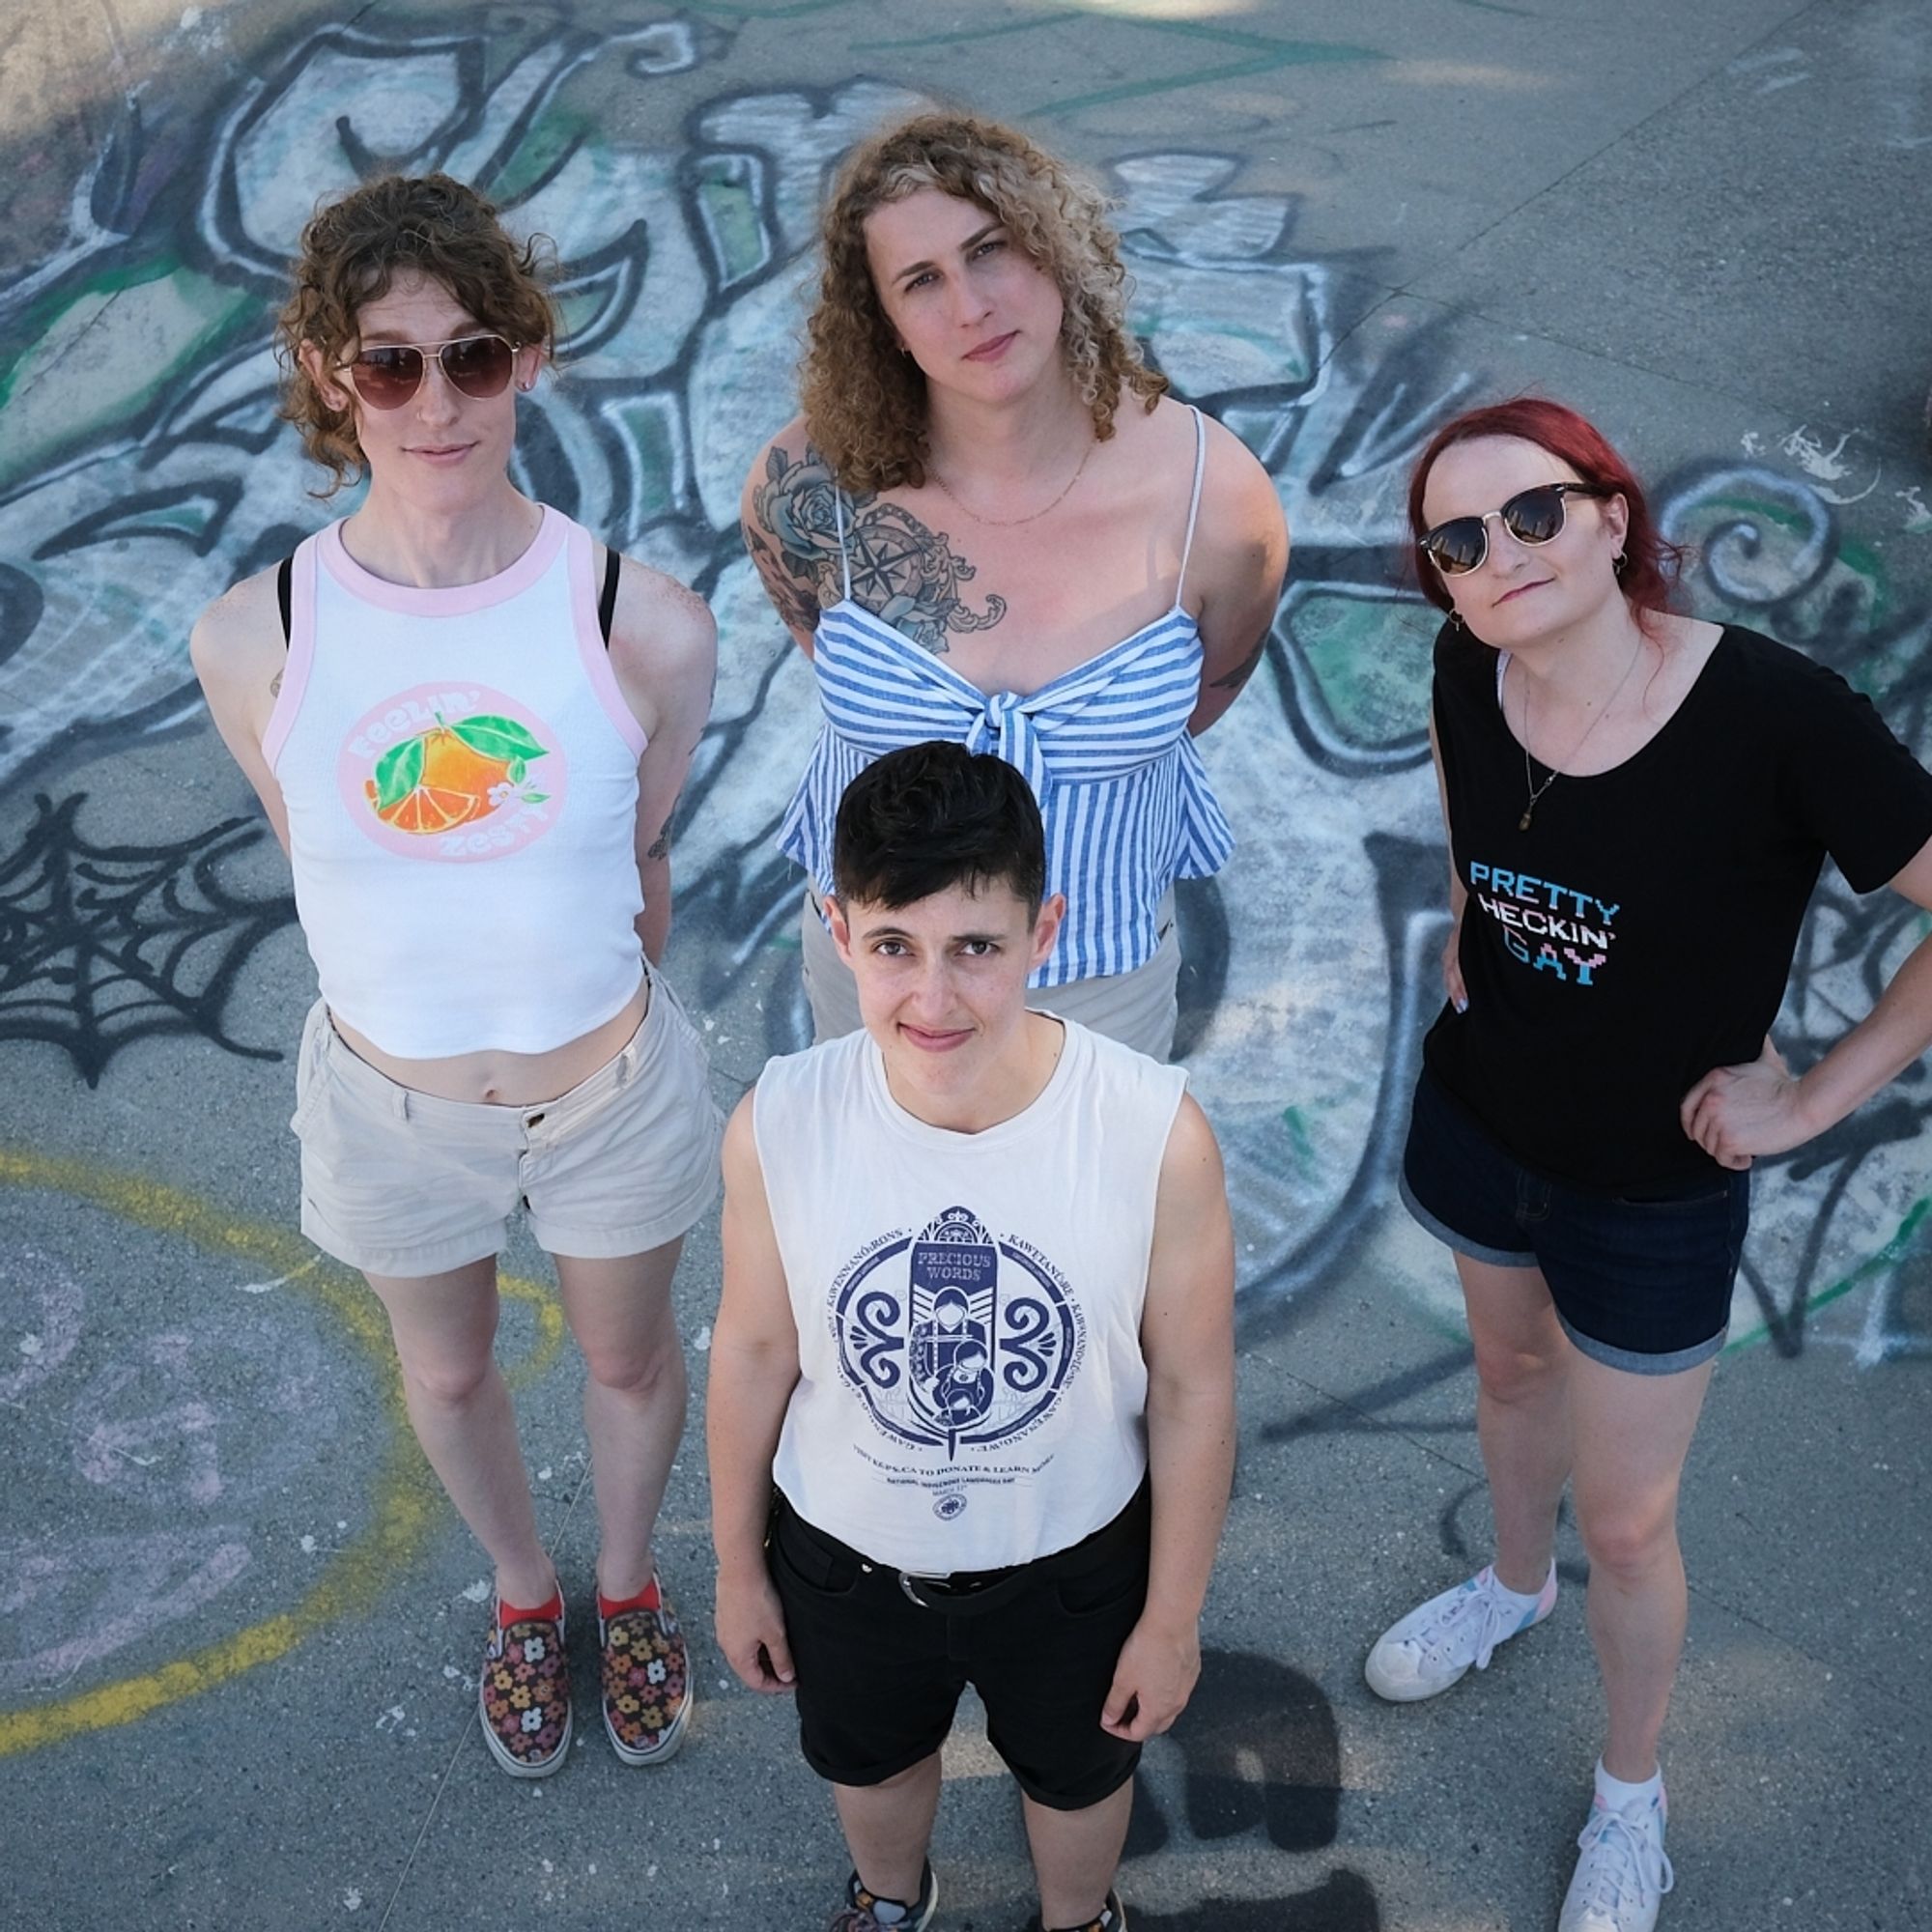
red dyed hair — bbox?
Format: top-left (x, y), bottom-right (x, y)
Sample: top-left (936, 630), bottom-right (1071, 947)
top-left (1406, 398), bottom-right (1684, 623)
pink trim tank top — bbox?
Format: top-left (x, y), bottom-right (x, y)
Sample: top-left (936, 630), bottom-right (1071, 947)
top-left (264, 507), bottom-right (649, 1059)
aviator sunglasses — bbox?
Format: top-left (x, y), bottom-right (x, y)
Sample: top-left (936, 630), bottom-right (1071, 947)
top-left (1418, 481), bottom-right (1612, 577)
top-left (337, 333), bottom-right (522, 410)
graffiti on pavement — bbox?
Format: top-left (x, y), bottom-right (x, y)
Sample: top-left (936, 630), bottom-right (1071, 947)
top-left (0, 792), bottom-right (296, 1085)
top-left (0, 11), bottom-right (1925, 1362)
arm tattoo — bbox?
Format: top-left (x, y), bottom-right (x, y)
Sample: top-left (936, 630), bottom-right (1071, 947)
top-left (752, 442), bottom-right (1005, 656)
top-left (645, 809), bottom-right (674, 863)
top-left (1209, 631), bottom-right (1269, 694)
top-left (269, 669), bottom-right (283, 697)
top-left (746, 524), bottom-right (821, 639)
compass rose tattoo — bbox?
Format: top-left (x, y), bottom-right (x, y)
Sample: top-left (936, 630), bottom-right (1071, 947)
top-left (750, 444), bottom-right (1006, 655)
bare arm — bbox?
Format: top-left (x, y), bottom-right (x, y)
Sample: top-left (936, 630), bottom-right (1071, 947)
top-left (708, 1096), bottom-right (803, 1693)
top-left (1682, 833), bottom-right (1932, 1166)
top-left (740, 419), bottom-right (838, 656)
top-left (605, 554), bottom-right (718, 966)
top-left (1101, 1093), bottom-right (1236, 1743)
top-left (1187, 419), bottom-right (1289, 736)
top-left (187, 570), bottom-right (294, 854)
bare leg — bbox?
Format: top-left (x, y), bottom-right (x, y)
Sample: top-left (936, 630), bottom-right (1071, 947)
top-left (554, 1240), bottom-right (688, 1602)
top-left (832, 1753), bottom-right (943, 1908)
top-left (1458, 1254), bottom-right (1575, 1594)
top-left (1569, 1350), bottom-right (1714, 1781)
top-left (1024, 1781), bottom-right (1134, 1929)
top-left (366, 1259), bottom-right (555, 1607)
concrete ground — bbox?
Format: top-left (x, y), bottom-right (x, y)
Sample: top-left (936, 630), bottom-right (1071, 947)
top-left (1, 1), bottom-right (1929, 1927)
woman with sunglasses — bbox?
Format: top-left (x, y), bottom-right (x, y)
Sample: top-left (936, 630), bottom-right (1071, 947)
top-left (741, 111), bottom-right (1288, 1060)
top-left (189, 174), bottom-right (722, 1778)
top-left (1365, 397), bottom-right (1932, 1932)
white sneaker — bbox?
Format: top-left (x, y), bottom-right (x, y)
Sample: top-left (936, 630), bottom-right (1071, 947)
top-left (1363, 1562), bottom-right (1557, 1701)
top-left (1558, 1793), bottom-right (1674, 1932)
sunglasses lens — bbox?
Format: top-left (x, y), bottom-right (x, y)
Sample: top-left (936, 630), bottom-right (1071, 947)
top-left (440, 335), bottom-right (515, 399)
top-left (1423, 519), bottom-right (1487, 576)
top-left (348, 346), bottom-right (426, 409)
top-left (1501, 486), bottom-right (1568, 546)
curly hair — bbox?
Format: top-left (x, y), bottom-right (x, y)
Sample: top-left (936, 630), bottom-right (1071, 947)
top-left (801, 112), bottom-right (1166, 492)
top-left (276, 173), bottom-right (560, 495)
top-left (1407, 397), bottom-right (1687, 633)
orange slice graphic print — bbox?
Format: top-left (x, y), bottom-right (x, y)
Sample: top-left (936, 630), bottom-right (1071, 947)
top-left (364, 714), bottom-right (552, 835)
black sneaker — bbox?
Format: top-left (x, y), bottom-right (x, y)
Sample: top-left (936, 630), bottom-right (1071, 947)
top-left (1038, 1891), bottom-right (1128, 1932)
top-left (829, 1862), bottom-right (938, 1930)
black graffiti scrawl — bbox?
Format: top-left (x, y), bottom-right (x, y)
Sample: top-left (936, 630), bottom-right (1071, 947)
top-left (0, 793), bottom-right (295, 1086)
top-left (0, 8), bottom-right (1923, 1364)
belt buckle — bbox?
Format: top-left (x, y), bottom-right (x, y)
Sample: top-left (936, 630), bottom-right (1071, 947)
top-left (899, 1565), bottom-right (1016, 1607)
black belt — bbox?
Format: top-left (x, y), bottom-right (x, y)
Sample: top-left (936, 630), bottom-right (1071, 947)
top-left (896, 1560), bottom-right (1027, 1608)
top-left (777, 1478), bottom-right (1151, 1617)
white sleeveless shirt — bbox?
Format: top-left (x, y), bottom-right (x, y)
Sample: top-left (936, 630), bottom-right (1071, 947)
top-left (753, 1019), bottom-right (1187, 1572)
top-left (264, 508), bottom-right (647, 1058)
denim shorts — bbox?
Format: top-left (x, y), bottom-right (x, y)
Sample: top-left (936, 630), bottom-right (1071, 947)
top-left (1399, 1068), bottom-right (1747, 1375)
top-left (767, 1481), bottom-right (1151, 1810)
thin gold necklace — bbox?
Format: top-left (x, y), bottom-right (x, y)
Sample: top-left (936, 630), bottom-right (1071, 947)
top-left (928, 435), bottom-right (1094, 528)
top-left (1515, 636), bottom-right (1646, 832)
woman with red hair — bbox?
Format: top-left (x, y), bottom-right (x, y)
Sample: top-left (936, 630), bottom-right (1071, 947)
top-left (1365, 399), bottom-right (1932, 1931)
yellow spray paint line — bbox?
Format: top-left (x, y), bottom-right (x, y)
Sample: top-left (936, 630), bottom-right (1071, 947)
top-left (0, 1146), bottom-right (563, 1756)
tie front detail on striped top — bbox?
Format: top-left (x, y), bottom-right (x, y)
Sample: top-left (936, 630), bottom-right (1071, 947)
top-left (778, 596), bottom-right (1234, 988)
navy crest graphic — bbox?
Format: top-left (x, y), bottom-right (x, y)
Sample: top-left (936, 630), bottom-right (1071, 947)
top-left (833, 1206), bottom-right (1080, 1460)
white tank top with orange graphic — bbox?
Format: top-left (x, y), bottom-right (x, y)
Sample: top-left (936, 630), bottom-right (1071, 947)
top-left (265, 506), bottom-right (647, 1059)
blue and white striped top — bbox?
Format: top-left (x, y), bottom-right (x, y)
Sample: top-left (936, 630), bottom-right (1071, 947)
top-left (778, 409), bottom-right (1233, 988)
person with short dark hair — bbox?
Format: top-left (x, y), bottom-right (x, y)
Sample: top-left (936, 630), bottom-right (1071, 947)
top-left (1365, 398), bottom-right (1932, 1932)
top-left (191, 172), bottom-right (721, 1779)
top-left (709, 742), bottom-right (1236, 1932)
top-left (741, 111), bottom-right (1290, 1060)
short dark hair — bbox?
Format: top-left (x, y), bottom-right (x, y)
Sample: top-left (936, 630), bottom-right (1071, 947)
top-left (832, 743), bottom-right (1046, 914)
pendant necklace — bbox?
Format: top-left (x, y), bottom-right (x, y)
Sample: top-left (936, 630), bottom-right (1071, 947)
top-left (929, 434), bottom-right (1094, 528)
top-left (1515, 635), bottom-right (1645, 832)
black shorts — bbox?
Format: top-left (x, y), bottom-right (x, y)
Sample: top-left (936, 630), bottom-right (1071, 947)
top-left (1400, 1067), bottom-right (1749, 1374)
top-left (768, 1481), bottom-right (1151, 1811)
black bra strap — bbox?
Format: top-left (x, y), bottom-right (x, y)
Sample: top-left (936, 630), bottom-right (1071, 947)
top-left (276, 555), bottom-right (294, 646)
top-left (597, 543), bottom-right (621, 646)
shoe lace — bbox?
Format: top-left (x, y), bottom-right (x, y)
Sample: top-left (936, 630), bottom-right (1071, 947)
top-left (1408, 1573), bottom-right (1523, 1673)
top-left (1572, 1802), bottom-right (1675, 1917)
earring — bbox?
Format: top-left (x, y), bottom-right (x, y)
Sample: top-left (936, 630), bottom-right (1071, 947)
top-left (1448, 609), bottom-right (1465, 633)
top-left (1612, 552), bottom-right (1629, 579)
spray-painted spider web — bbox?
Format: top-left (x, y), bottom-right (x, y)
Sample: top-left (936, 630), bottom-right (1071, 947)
top-left (0, 792), bottom-right (296, 1086)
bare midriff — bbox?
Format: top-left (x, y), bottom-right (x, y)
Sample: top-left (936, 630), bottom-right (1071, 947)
top-left (329, 975), bottom-right (649, 1106)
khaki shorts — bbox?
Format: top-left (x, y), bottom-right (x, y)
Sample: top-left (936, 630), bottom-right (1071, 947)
top-left (798, 888), bottom-right (1181, 1062)
top-left (291, 971), bottom-right (724, 1278)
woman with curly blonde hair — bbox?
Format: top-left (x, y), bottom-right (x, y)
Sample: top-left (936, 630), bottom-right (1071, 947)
top-left (743, 111), bottom-right (1288, 1062)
